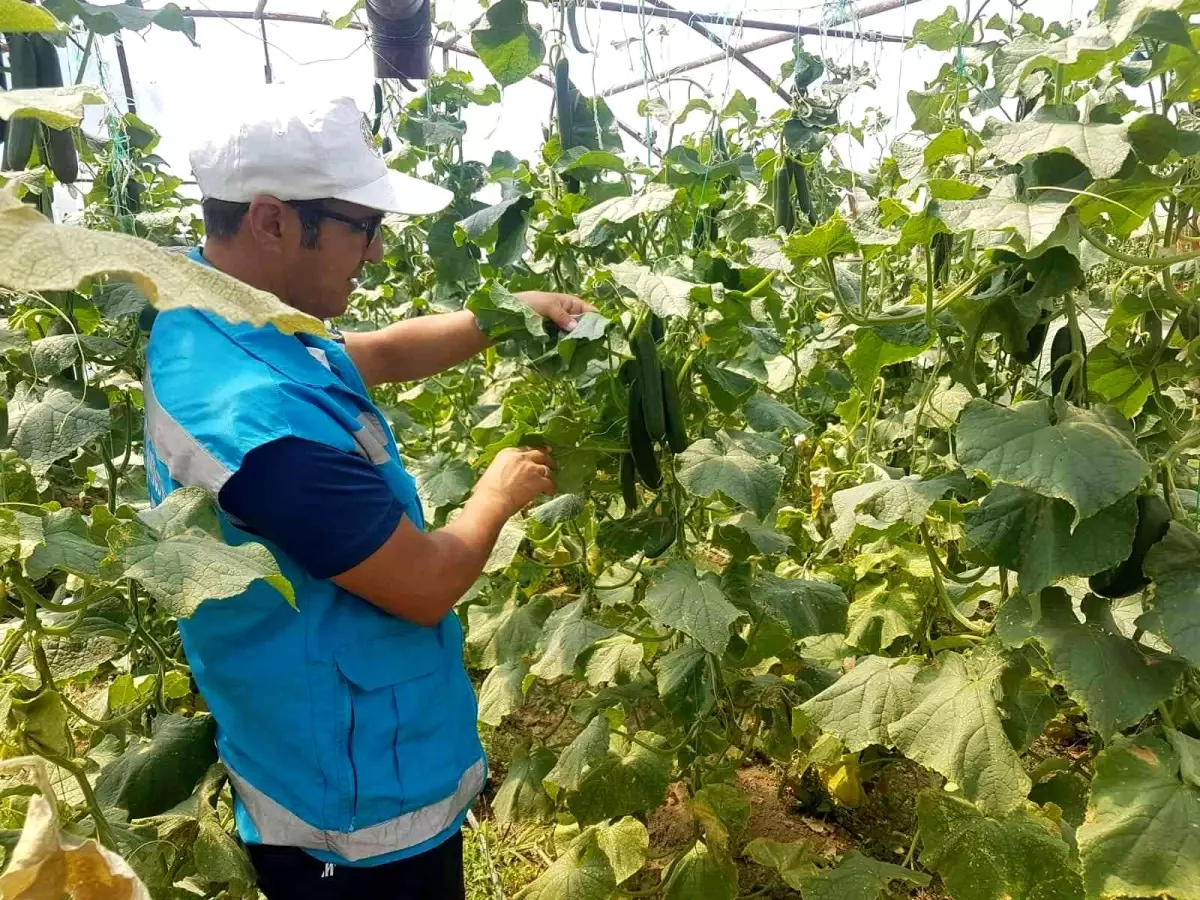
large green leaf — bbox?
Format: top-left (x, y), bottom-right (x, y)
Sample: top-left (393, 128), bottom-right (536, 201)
top-left (470, 0), bottom-right (545, 87)
top-left (608, 261), bottom-right (693, 319)
top-left (908, 5), bottom-right (973, 50)
top-left (567, 732), bottom-right (672, 825)
top-left (1142, 523), bottom-right (1200, 663)
top-left (94, 715), bottom-right (218, 818)
top-left (742, 394), bottom-right (812, 434)
top-left (656, 644), bottom-right (715, 718)
top-left (530, 600), bottom-right (614, 681)
top-left (8, 380), bottom-right (110, 477)
top-left (662, 842), bottom-right (737, 900)
top-left (845, 579), bottom-right (925, 652)
top-left (583, 634), bottom-right (643, 687)
top-left (516, 830), bottom-right (617, 900)
top-left (544, 714), bottom-right (609, 797)
top-left (955, 399), bottom-right (1149, 523)
top-left (798, 851), bottom-right (930, 900)
top-left (44, 0), bottom-right (195, 40)
top-left (477, 660), bottom-right (529, 727)
top-left (844, 322), bottom-right (933, 393)
top-left (744, 838), bottom-right (822, 889)
top-left (964, 485), bottom-right (1136, 595)
top-left (753, 573), bottom-right (848, 640)
top-left (595, 817), bottom-right (648, 885)
top-left (0, 192), bottom-right (325, 337)
top-left (467, 593), bottom-right (552, 668)
top-left (888, 648), bottom-right (1030, 814)
top-left (26, 508), bottom-right (110, 579)
top-left (691, 783), bottom-right (749, 852)
top-left (802, 656), bottom-right (921, 752)
top-left (1078, 730), bottom-right (1200, 900)
top-left (983, 118), bottom-right (1131, 179)
top-left (918, 790), bottom-right (1083, 900)
top-left (573, 186), bottom-right (679, 245)
top-left (676, 439), bottom-right (783, 520)
top-left (996, 588), bottom-right (1185, 739)
top-left (494, 745), bottom-right (556, 825)
top-left (409, 453), bottom-right (476, 510)
top-left (831, 472), bottom-right (963, 546)
top-left (0, 86), bottom-right (106, 129)
top-left (783, 215), bottom-right (856, 262)
top-left (938, 175), bottom-right (1072, 251)
top-left (642, 561), bottom-right (741, 655)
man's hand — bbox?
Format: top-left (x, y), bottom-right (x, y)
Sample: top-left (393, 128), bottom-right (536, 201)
top-left (515, 291), bottom-right (596, 333)
top-left (474, 447), bottom-right (557, 517)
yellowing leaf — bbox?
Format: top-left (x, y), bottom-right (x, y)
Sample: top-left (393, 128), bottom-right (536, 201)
top-left (0, 86), bottom-right (105, 129)
top-left (0, 0), bottom-right (65, 32)
top-left (817, 754), bottom-right (866, 807)
top-left (0, 191), bottom-right (325, 337)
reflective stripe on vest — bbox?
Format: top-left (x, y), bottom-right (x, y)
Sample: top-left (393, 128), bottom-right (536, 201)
top-left (225, 758), bottom-right (486, 862)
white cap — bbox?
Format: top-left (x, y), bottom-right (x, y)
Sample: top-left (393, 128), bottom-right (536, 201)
top-left (189, 85), bottom-right (452, 217)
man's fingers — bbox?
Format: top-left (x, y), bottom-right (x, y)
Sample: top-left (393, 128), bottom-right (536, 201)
top-left (550, 307), bottom-right (578, 331)
top-left (524, 448), bottom-right (556, 468)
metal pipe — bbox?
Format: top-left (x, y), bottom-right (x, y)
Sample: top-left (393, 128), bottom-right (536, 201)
top-left (824, 0), bottom-right (926, 27)
top-left (600, 32), bottom-right (794, 98)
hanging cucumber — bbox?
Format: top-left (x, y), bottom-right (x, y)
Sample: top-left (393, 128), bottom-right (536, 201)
top-left (554, 55), bottom-right (580, 193)
top-left (620, 453), bottom-right (638, 512)
top-left (1140, 308), bottom-right (1163, 353)
top-left (31, 36), bottom-right (77, 185)
top-left (1049, 325), bottom-right (1087, 402)
top-left (627, 379), bottom-right (661, 489)
top-left (1178, 306), bottom-right (1200, 340)
top-left (772, 165), bottom-right (795, 234)
top-left (1011, 311), bottom-right (1051, 365)
top-left (787, 157), bottom-right (816, 227)
top-left (661, 367), bottom-right (688, 454)
top-left (567, 4), bottom-right (589, 53)
top-left (644, 525), bottom-right (676, 559)
top-left (371, 82), bottom-right (383, 135)
top-left (649, 313), bottom-right (664, 343)
top-left (631, 321), bottom-right (666, 442)
top-left (931, 232), bottom-right (952, 287)
top-left (1088, 494), bottom-right (1172, 598)
top-left (3, 35), bottom-right (38, 171)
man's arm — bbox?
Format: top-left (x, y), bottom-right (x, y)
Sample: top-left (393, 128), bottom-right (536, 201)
top-left (343, 291), bottom-right (595, 387)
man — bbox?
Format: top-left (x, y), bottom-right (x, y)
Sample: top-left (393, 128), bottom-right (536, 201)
top-left (142, 88), bottom-right (590, 898)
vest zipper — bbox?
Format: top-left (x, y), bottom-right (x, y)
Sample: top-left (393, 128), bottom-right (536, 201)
top-left (346, 690), bottom-right (358, 831)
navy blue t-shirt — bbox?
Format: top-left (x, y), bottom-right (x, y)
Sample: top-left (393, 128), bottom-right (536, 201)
top-left (218, 437), bottom-right (404, 580)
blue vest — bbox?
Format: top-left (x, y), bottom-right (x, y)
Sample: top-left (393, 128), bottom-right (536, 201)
top-left (143, 249), bottom-right (485, 866)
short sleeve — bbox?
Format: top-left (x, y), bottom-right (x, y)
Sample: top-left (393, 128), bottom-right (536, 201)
top-left (217, 437), bottom-right (404, 580)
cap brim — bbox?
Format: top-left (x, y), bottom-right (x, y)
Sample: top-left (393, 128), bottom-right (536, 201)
top-left (333, 169), bottom-right (453, 216)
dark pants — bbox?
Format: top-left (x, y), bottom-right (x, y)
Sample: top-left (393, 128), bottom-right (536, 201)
top-left (247, 832), bottom-right (466, 900)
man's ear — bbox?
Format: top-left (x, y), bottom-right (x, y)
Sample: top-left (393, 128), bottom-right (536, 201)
top-left (245, 195), bottom-right (289, 249)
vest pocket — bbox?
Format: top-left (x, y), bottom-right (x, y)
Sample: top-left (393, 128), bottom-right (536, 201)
top-left (334, 632), bottom-right (447, 825)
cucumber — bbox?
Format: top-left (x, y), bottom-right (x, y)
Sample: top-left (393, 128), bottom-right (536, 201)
top-left (620, 453), bottom-right (638, 512)
top-left (1088, 494), bottom-right (1172, 599)
top-left (1140, 309), bottom-right (1163, 352)
top-left (3, 35), bottom-right (39, 171)
top-left (631, 322), bottom-right (666, 442)
top-left (645, 526), bottom-right (676, 559)
top-left (931, 232), bottom-right (952, 287)
top-left (554, 56), bottom-right (574, 151)
top-left (772, 166), bottom-right (795, 234)
top-left (787, 158), bottom-right (815, 226)
top-left (1049, 325), bottom-right (1087, 403)
top-left (371, 82), bottom-right (383, 135)
top-left (661, 367), bottom-right (688, 454)
top-left (31, 36), bottom-right (77, 185)
top-left (567, 4), bottom-right (589, 53)
top-left (649, 314), bottom-right (664, 343)
top-left (1011, 313), bottom-right (1051, 365)
top-left (627, 379), bottom-right (661, 489)
top-left (1179, 306), bottom-right (1200, 341)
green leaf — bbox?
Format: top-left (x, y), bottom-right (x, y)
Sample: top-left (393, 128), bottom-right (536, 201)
top-left (656, 644), bottom-right (715, 719)
top-left (0, 0), bottom-right (65, 32)
top-left (0, 193), bottom-right (326, 338)
top-left (983, 118), bottom-right (1131, 179)
top-left (494, 745), bottom-right (556, 825)
top-left (26, 508), bottom-right (109, 578)
top-left (573, 185), bottom-right (678, 245)
top-left (484, 517), bottom-right (526, 574)
top-left (530, 493), bottom-right (586, 527)
top-left (94, 715), bottom-right (218, 819)
top-left (595, 817), bottom-right (648, 885)
top-left (0, 85), bottom-right (105, 130)
top-left (908, 5), bottom-right (974, 50)
top-left (1078, 731), bottom-right (1200, 900)
top-left (845, 579), bottom-right (925, 652)
top-left (996, 588), bottom-right (1185, 739)
top-left (642, 561), bottom-right (741, 655)
top-left (691, 784), bottom-right (749, 852)
top-left (999, 655), bottom-right (1058, 752)
top-left (955, 399), bottom-right (1150, 524)
top-left (477, 660), bottom-right (529, 727)
top-left (798, 851), bottom-right (930, 900)
top-left (470, 0), bottom-right (545, 87)
top-left (467, 282), bottom-right (546, 343)
top-left (745, 839), bottom-right (822, 888)
top-left (718, 512), bottom-right (792, 556)
top-left (742, 394), bottom-right (812, 434)
top-left (409, 453), bottom-right (476, 510)
top-left (938, 175), bottom-right (1072, 251)
top-left (918, 790), bottom-right (1083, 900)
top-left (888, 648), bottom-right (1030, 814)
top-left (466, 593), bottom-right (552, 668)
top-left (458, 194), bottom-right (530, 239)
top-left (44, 0), bottom-right (195, 40)
top-left (8, 379), bottom-right (110, 477)
top-left (583, 634), bottom-right (644, 687)
top-left (1128, 113), bottom-right (1200, 164)
top-left (544, 714), bottom-right (609, 796)
top-left (964, 485), bottom-right (1136, 595)
top-left (676, 439), bottom-right (783, 520)
top-left (516, 830), bottom-right (616, 900)
top-left (137, 485), bottom-right (219, 538)
top-left (831, 471), bottom-right (963, 546)
top-left (568, 732), bottom-right (672, 825)
top-left (38, 634), bottom-right (122, 682)
top-left (845, 322), bottom-right (934, 393)
top-left (663, 842), bottom-right (738, 900)
top-left (1142, 523), bottom-right (1200, 664)
top-left (754, 573), bottom-right (848, 640)
top-left (193, 817), bottom-right (254, 885)
top-left (530, 600), bottom-right (614, 681)
top-left (608, 261), bottom-right (694, 319)
top-left (117, 532), bottom-right (292, 618)
top-left (782, 214), bottom-right (856, 262)
top-left (802, 656), bottom-right (921, 753)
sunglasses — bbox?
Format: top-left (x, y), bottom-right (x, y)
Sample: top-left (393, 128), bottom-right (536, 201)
top-left (287, 201), bottom-right (384, 245)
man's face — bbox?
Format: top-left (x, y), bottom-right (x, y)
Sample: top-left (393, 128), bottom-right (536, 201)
top-left (278, 199), bottom-right (385, 319)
